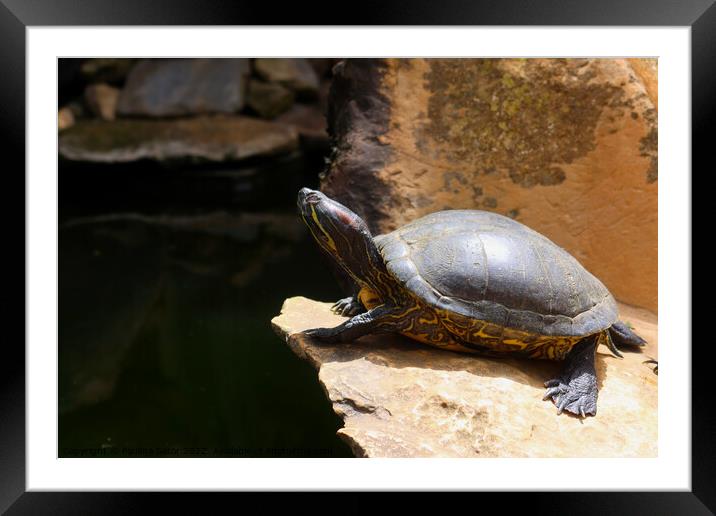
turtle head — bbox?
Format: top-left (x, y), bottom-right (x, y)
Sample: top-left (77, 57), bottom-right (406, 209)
top-left (298, 187), bottom-right (371, 264)
top-left (298, 188), bottom-right (397, 299)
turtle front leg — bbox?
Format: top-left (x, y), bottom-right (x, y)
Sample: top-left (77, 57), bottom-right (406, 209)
top-left (304, 305), bottom-right (399, 343)
top-left (543, 334), bottom-right (600, 417)
top-left (331, 295), bottom-right (364, 317)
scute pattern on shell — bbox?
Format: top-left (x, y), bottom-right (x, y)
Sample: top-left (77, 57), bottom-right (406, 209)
top-left (377, 210), bottom-right (618, 337)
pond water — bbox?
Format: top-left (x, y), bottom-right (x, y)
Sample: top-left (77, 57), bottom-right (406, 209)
top-left (58, 156), bottom-right (353, 458)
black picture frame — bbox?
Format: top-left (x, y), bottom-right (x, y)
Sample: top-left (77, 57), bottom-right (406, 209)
top-left (3, 0), bottom-right (709, 512)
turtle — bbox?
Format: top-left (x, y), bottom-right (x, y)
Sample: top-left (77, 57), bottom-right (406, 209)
top-left (297, 187), bottom-right (647, 417)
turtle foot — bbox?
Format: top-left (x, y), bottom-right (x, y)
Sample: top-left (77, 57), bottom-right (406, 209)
top-left (331, 296), bottom-right (363, 317)
top-left (543, 374), bottom-right (597, 417)
top-left (542, 335), bottom-right (599, 418)
top-left (303, 326), bottom-right (342, 343)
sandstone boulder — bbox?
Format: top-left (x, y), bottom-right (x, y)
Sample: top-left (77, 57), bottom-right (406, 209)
top-left (272, 296), bottom-right (658, 458)
top-left (322, 58), bottom-right (658, 312)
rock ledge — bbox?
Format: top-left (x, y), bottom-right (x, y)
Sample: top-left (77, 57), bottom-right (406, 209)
top-left (272, 296), bottom-right (658, 458)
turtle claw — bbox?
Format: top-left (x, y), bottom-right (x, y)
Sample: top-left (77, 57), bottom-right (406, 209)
top-left (330, 296), bottom-right (363, 317)
top-left (643, 359), bottom-right (658, 375)
top-left (544, 379), bottom-right (561, 389)
top-left (542, 385), bottom-right (564, 401)
top-left (543, 375), bottom-right (597, 418)
top-left (556, 396), bottom-right (569, 414)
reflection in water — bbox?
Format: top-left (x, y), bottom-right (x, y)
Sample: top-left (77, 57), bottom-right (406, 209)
top-left (59, 212), bottom-right (352, 457)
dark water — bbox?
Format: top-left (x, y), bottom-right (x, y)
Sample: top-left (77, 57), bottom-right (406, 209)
top-left (58, 156), bottom-right (353, 458)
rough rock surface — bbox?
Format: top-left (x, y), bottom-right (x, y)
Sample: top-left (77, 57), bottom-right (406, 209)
top-left (272, 296), bottom-right (658, 458)
top-left (322, 58), bottom-right (658, 312)
top-left (117, 58), bottom-right (250, 116)
top-left (58, 115), bottom-right (298, 163)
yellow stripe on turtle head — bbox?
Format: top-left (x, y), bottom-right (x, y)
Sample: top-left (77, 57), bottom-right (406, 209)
top-left (310, 204), bottom-right (338, 253)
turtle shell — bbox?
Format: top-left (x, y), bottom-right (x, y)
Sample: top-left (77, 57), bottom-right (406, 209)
top-left (376, 210), bottom-right (618, 337)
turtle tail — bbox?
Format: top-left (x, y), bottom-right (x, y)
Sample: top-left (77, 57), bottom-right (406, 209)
top-left (609, 320), bottom-right (647, 347)
top-left (603, 330), bottom-right (623, 358)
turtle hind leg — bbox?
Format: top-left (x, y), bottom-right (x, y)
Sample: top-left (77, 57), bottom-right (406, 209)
top-left (609, 320), bottom-right (647, 348)
top-left (543, 334), bottom-right (599, 417)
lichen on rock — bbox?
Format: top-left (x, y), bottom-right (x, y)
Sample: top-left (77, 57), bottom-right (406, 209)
top-left (423, 59), bottom-right (647, 188)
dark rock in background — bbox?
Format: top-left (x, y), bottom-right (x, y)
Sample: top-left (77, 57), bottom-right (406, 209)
top-left (59, 115), bottom-right (299, 163)
top-left (307, 58), bottom-right (341, 79)
top-left (66, 99), bottom-right (87, 119)
top-left (275, 104), bottom-right (330, 151)
top-left (118, 58), bottom-right (251, 117)
top-left (246, 79), bottom-right (295, 119)
top-left (61, 58), bottom-right (331, 161)
top-left (80, 58), bottom-right (136, 85)
top-left (84, 83), bottom-right (120, 121)
top-left (254, 58), bottom-right (320, 99)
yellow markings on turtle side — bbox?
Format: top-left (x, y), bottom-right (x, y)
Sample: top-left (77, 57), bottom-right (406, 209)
top-left (418, 312), bottom-right (438, 325)
top-left (352, 276), bottom-right (584, 361)
top-left (395, 303), bottom-right (585, 359)
top-left (358, 287), bottom-right (381, 309)
top-left (502, 339), bottom-right (529, 349)
top-left (402, 319), bottom-right (416, 333)
top-left (385, 303), bottom-right (422, 321)
top-left (523, 337), bottom-right (578, 360)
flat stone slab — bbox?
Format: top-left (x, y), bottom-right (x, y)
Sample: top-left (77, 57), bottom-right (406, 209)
top-left (272, 296), bottom-right (658, 458)
top-left (59, 115), bottom-right (298, 163)
top-left (117, 58), bottom-right (250, 116)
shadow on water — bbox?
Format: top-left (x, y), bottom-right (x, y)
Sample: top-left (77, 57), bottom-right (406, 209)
top-left (59, 158), bottom-right (354, 458)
